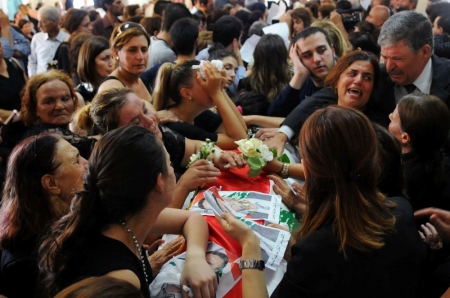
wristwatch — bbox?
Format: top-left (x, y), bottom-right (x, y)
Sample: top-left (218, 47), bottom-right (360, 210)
top-left (239, 259), bottom-right (265, 271)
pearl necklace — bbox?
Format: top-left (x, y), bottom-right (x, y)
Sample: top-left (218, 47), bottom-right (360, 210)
top-left (120, 220), bottom-right (149, 285)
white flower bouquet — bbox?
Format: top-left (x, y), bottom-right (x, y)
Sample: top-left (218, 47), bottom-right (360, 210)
top-left (235, 138), bottom-right (290, 178)
top-left (187, 138), bottom-right (218, 168)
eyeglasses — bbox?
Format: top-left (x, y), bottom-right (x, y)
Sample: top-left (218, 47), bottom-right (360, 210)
top-left (115, 22), bottom-right (148, 38)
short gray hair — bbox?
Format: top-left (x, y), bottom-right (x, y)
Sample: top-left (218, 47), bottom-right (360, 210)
top-left (38, 5), bottom-right (61, 22)
top-left (378, 11), bottom-right (433, 53)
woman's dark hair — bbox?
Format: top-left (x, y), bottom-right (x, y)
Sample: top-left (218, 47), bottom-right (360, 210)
top-left (372, 123), bottom-right (405, 197)
top-left (324, 50), bottom-right (380, 94)
top-left (232, 91), bottom-right (270, 116)
top-left (88, 10), bottom-right (99, 22)
top-left (398, 94), bottom-right (450, 158)
top-left (69, 33), bottom-right (93, 78)
top-left (0, 134), bottom-right (63, 250)
top-left (128, 15), bottom-right (144, 24)
top-left (153, 60), bottom-right (200, 111)
top-left (21, 70), bottom-right (78, 126)
top-left (319, 4), bottom-right (336, 19)
top-left (75, 88), bottom-right (133, 135)
top-left (78, 36), bottom-right (110, 88)
top-left (55, 276), bottom-right (143, 298)
top-left (305, 1), bottom-right (319, 19)
top-left (123, 4), bottom-right (140, 21)
top-left (140, 16), bottom-right (162, 37)
top-left (290, 8), bottom-right (312, 38)
top-left (63, 8), bottom-right (88, 34)
top-left (18, 19), bottom-right (30, 29)
top-left (247, 34), bottom-right (291, 101)
top-left (298, 106), bottom-right (396, 255)
top-left (39, 125), bottom-right (168, 297)
top-left (235, 10), bottom-right (251, 44)
top-left (208, 44), bottom-right (238, 62)
top-left (356, 21), bottom-right (376, 34)
top-left (349, 32), bottom-right (381, 58)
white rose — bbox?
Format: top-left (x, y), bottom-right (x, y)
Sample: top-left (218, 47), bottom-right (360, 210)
top-left (259, 145), bottom-right (274, 162)
top-left (189, 154), bottom-right (199, 164)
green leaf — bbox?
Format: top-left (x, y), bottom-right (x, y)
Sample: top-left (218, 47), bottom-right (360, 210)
top-left (270, 148), bottom-right (278, 158)
top-left (247, 157), bottom-right (265, 169)
top-left (247, 167), bottom-right (262, 177)
top-left (277, 153), bottom-right (291, 163)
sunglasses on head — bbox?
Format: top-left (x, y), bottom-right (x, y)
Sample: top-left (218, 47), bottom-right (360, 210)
top-left (115, 22), bottom-right (148, 38)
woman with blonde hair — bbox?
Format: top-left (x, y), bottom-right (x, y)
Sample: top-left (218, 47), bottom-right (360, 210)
top-left (75, 87), bottom-right (245, 207)
top-left (152, 60), bottom-right (247, 149)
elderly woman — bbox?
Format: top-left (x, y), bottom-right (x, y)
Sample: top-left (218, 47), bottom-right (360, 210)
top-left (218, 106), bottom-right (426, 297)
top-left (75, 88), bottom-right (245, 208)
top-left (39, 126), bottom-right (217, 298)
top-left (0, 134), bottom-right (88, 298)
top-left (20, 70), bottom-right (98, 159)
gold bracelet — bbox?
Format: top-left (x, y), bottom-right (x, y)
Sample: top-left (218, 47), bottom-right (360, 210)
top-left (279, 163), bottom-right (290, 179)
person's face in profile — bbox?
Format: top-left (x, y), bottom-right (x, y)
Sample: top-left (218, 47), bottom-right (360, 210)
top-left (206, 252), bottom-right (226, 271)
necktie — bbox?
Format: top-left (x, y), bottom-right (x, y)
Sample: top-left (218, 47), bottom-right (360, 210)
top-left (404, 84), bottom-right (416, 94)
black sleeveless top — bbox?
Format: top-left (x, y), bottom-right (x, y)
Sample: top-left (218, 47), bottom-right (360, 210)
top-left (0, 58), bottom-right (25, 111)
top-left (101, 75), bottom-right (126, 87)
top-left (59, 233), bottom-right (153, 298)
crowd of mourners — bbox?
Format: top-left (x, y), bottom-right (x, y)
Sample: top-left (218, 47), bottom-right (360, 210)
top-left (1, 0), bottom-right (450, 296)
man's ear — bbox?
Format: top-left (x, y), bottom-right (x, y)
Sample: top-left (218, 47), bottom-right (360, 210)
top-left (41, 174), bottom-right (61, 196)
top-left (419, 44), bottom-right (432, 59)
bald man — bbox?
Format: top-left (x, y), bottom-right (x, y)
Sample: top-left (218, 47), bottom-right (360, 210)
top-left (366, 5), bottom-right (390, 29)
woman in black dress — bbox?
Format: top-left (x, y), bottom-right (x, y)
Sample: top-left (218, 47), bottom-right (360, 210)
top-left (39, 125), bottom-right (217, 298)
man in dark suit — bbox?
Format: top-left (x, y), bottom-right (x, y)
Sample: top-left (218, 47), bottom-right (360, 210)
top-left (262, 10), bottom-right (450, 155)
top-left (374, 10), bottom-right (450, 116)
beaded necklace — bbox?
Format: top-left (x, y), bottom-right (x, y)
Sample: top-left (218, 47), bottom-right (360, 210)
top-left (119, 220), bottom-right (149, 285)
